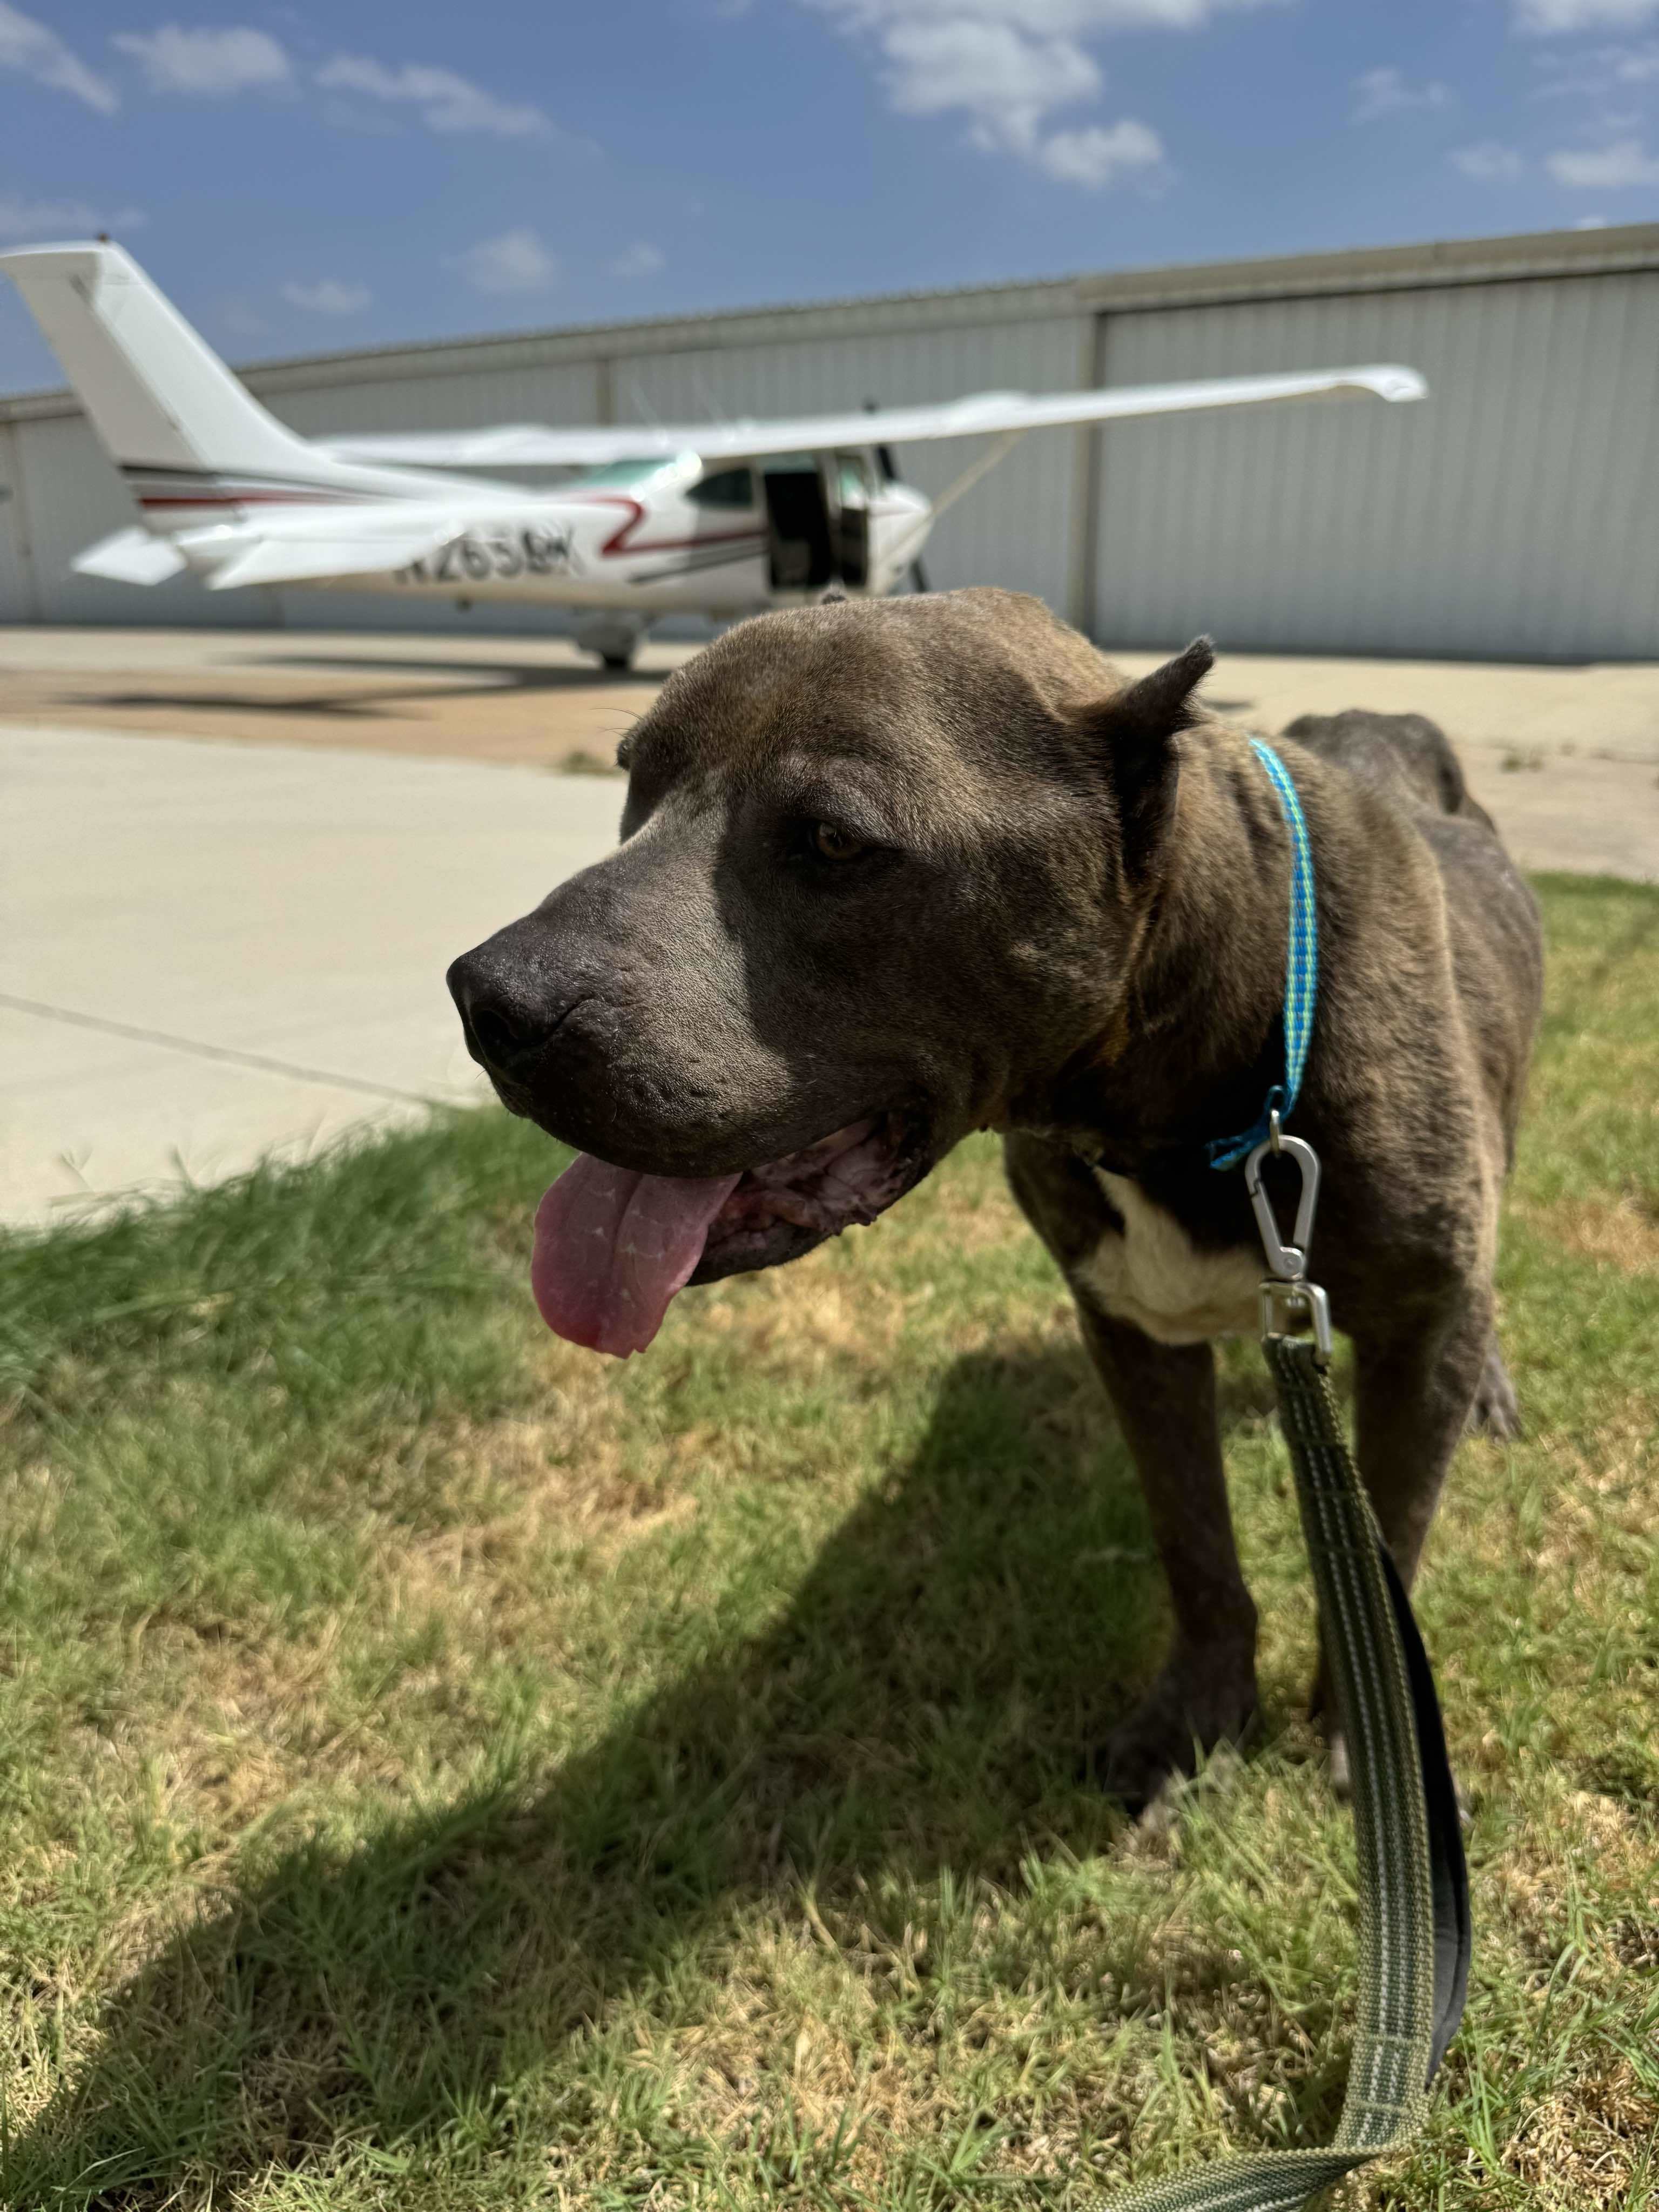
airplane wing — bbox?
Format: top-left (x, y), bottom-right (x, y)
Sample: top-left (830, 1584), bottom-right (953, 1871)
top-left (321, 364), bottom-right (1426, 471)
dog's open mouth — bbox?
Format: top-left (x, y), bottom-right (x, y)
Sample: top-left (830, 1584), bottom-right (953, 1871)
top-left (530, 1114), bottom-right (925, 1358)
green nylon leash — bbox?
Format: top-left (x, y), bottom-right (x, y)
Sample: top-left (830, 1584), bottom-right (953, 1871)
top-left (1095, 1305), bottom-right (1470, 2211)
top-left (1092, 739), bottom-right (1470, 2208)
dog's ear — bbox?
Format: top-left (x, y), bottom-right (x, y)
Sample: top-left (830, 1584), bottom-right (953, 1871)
top-left (1085, 637), bottom-right (1213, 877)
top-left (1113, 637), bottom-right (1214, 740)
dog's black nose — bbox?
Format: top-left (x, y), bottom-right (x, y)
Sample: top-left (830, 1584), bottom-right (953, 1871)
top-left (447, 947), bottom-right (552, 1077)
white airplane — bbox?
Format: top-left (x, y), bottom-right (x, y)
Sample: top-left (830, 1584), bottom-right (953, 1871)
top-left (2, 241), bottom-right (1426, 669)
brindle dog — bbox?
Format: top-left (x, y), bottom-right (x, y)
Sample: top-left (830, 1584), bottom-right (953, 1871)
top-left (449, 591), bottom-right (1542, 1807)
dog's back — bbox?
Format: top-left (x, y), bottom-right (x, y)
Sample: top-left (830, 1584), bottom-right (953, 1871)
top-left (1280, 707), bottom-right (1495, 831)
top-left (1281, 707), bottom-right (1541, 1163)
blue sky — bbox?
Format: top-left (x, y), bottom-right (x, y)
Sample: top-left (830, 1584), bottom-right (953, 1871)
top-left (2, 0), bottom-right (1657, 389)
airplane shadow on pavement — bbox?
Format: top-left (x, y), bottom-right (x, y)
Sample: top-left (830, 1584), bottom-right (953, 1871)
top-left (10, 1343), bottom-right (1283, 2202)
top-left (57, 651), bottom-right (671, 725)
top-left (261, 650), bottom-right (678, 689)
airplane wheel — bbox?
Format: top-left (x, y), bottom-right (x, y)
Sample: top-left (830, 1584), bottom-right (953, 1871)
top-left (575, 615), bottom-right (647, 670)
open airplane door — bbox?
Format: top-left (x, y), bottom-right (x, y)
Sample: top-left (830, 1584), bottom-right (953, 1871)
top-left (759, 451), bottom-right (876, 592)
top-left (762, 456), bottom-right (835, 590)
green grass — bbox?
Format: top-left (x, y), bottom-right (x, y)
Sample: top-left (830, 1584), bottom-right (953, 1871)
top-left (1, 873), bottom-right (1656, 2211)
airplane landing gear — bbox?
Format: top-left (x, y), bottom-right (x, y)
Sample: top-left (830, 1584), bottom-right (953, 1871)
top-left (574, 613), bottom-right (649, 672)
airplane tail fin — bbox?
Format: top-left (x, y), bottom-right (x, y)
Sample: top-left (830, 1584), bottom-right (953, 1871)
top-left (0, 240), bottom-right (352, 508)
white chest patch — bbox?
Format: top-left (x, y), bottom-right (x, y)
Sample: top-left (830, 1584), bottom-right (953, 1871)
top-left (1073, 1169), bottom-right (1260, 1346)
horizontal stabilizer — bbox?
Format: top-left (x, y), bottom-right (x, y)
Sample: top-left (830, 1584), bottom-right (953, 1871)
top-left (71, 526), bottom-right (187, 585)
top-left (322, 365), bottom-right (1429, 471)
top-left (190, 510), bottom-right (470, 590)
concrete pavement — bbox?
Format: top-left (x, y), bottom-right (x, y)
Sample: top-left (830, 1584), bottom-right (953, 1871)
top-left (2, 725), bottom-right (622, 1225)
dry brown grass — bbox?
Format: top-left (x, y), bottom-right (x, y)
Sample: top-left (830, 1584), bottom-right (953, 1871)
top-left (1517, 1186), bottom-right (1659, 1273)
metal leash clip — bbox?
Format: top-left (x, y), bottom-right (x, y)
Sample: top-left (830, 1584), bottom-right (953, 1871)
top-left (1245, 1110), bottom-right (1333, 1359)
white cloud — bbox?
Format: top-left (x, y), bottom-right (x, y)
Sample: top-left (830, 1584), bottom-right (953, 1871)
top-left (0, 2), bottom-right (117, 111)
top-left (1350, 65), bottom-right (1452, 122)
top-left (810, 0), bottom-right (1272, 185)
top-left (1037, 116), bottom-right (1164, 182)
top-left (281, 278), bottom-right (371, 315)
top-left (113, 24), bottom-right (289, 95)
top-left (316, 54), bottom-right (549, 137)
top-left (610, 240), bottom-right (666, 278)
top-left (825, 5), bottom-right (1189, 184)
top-left (451, 226), bottom-right (558, 294)
top-left (1516, 0), bottom-right (1659, 30)
top-left (880, 16), bottom-right (1100, 145)
top-left (1450, 140), bottom-right (1526, 180)
top-left (1547, 132), bottom-right (1659, 182)
top-left (0, 193), bottom-right (145, 238)
top-left (1574, 211), bottom-right (1611, 222)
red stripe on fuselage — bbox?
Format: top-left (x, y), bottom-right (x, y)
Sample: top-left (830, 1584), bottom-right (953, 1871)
top-left (558, 493), bottom-right (764, 561)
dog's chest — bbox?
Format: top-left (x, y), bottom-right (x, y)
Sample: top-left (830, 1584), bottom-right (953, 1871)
top-left (1073, 1169), bottom-right (1259, 1346)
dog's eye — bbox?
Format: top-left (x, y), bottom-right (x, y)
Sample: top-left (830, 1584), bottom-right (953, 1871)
top-left (808, 821), bottom-right (868, 862)
top-left (615, 734), bottom-right (635, 772)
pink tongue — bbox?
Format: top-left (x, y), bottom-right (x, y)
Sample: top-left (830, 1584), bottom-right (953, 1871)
top-left (531, 1154), bottom-right (742, 1358)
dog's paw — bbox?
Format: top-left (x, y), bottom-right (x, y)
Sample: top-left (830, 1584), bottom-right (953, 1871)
top-left (1084, 1660), bottom-right (1259, 1816)
top-left (1468, 1340), bottom-right (1522, 1440)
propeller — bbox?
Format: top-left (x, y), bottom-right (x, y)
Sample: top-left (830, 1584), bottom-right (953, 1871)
top-left (866, 399), bottom-right (929, 594)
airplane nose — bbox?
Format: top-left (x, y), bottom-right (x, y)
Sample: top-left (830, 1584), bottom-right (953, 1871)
top-left (447, 946), bottom-right (555, 1079)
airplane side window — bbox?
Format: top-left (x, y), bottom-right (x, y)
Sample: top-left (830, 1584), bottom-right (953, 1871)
top-left (688, 467), bottom-right (756, 508)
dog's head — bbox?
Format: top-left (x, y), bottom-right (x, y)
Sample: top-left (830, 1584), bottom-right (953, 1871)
top-left (448, 590), bottom-right (1211, 1352)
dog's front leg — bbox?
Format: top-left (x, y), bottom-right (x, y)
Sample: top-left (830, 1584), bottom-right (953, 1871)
top-left (1073, 1302), bottom-right (1260, 1810)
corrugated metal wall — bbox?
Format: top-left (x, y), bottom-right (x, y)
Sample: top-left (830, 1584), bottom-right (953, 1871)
top-left (2, 233), bottom-right (1656, 658)
top-left (1090, 273), bottom-right (1659, 659)
top-left (0, 422), bottom-right (39, 620)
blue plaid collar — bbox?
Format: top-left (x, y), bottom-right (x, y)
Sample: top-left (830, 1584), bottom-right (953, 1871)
top-left (1206, 738), bottom-right (1318, 1172)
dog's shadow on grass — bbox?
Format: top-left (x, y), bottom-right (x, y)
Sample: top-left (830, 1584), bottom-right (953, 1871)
top-left (14, 1342), bottom-right (1279, 2203)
